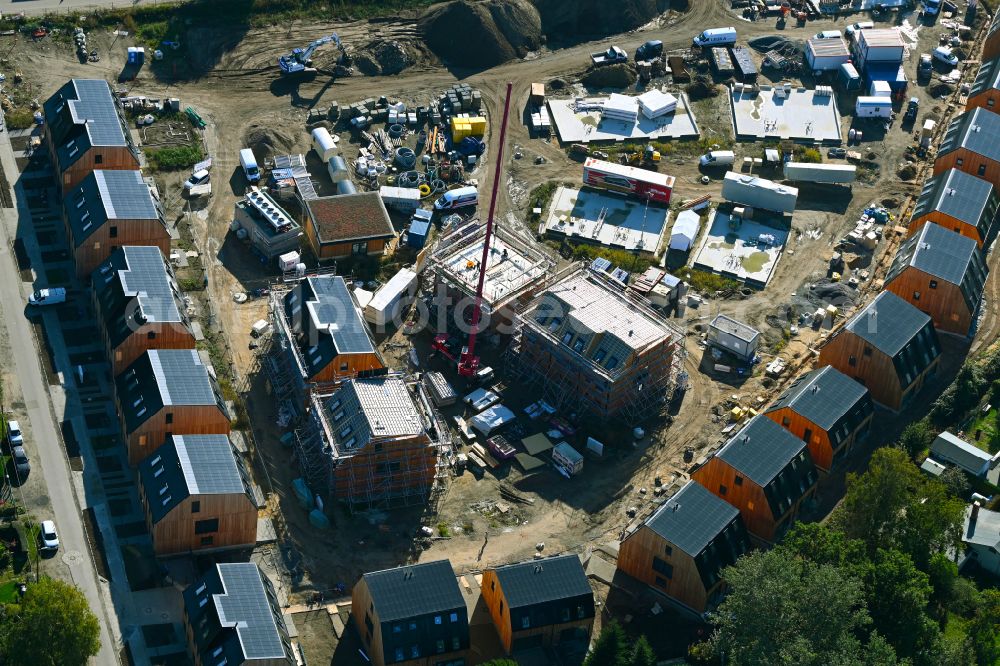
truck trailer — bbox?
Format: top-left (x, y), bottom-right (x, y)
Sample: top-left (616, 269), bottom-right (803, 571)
top-left (582, 158), bottom-right (675, 204)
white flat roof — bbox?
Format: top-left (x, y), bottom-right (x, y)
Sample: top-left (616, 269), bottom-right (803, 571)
top-left (441, 236), bottom-right (547, 306)
top-left (730, 85), bottom-right (843, 143)
top-left (547, 95), bottom-right (700, 143)
top-left (543, 186), bottom-right (668, 253)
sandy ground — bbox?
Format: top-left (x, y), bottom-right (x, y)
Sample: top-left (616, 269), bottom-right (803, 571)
top-left (1, 2), bottom-right (992, 634)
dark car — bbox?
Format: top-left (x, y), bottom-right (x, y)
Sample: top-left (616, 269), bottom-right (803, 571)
top-left (10, 447), bottom-right (29, 480)
top-left (636, 39), bottom-right (663, 62)
top-left (828, 147), bottom-right (847, 159)
top-left (904, 97), bottom-right (919, 122)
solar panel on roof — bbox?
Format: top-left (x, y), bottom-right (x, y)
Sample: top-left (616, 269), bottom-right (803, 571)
top-left (117, 246), bottom-right (181, 323)
top-left (215, 564), bottom-right (288, 660)
top-left (96, 170), bottom-right (158, 220)
top-left (149, 349), bottom-right (217, 406)
top-left (69, 80), bottom-right (129, 147)
top-left (307, 276), bottom-right (374, 354)
top-left (174, 435), bottom-right (246, 495)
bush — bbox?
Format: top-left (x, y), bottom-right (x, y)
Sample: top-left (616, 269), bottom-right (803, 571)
top-left (684, 267), bottom-right (741, 297)
top-left (897, 419), bottom-right (935, 459)
top-left (798, 147), bottom-right (823, 163)
top-left (4, 109), bottom-right (35, 130)
top-left (146, 144), bottom-right (203, 171)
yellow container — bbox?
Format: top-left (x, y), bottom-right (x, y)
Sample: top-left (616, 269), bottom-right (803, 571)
top-left (467, 116), bottom-right (487, 136)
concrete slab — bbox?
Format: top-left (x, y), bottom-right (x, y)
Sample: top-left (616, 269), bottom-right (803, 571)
top-left (692, 209), bottom-right (789, 288)
top-left (548, 94), bottom-right (700, 144)
top-left (730, 85), bottom-right (842, 143)
top-left (543, 186), bottom-right (669, 253)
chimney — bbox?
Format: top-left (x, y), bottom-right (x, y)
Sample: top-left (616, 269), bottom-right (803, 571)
top-left (971, 500), bottom-right (981, 523)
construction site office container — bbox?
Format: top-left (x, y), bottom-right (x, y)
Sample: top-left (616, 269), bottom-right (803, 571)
top-left (407, 218), bottom-right (431, 249)
top-left (364, 267), bottom-right (418, 328)
top-left (711, 47), bottom-right (734, 74)
top-left (806, 37), bottom-right (851, 71)
top-left (855, 96), bottom-right (893, 118)
top-left (783, 162), bottom-right (857, 184)
top-left (840, 63), bottom-right (862, 90)
top-left (729, 46), bottom-right (758, 82)
top-left (853, 29), bottom-right (905, 69)
top-left (378, 185), bottom-right (421, 212)
top-left (311, 127), bottom-right (338, 162)
top-left (552, 442), bottom-right (584, 476)
top-left (865, 62), bottom-right (908, 94)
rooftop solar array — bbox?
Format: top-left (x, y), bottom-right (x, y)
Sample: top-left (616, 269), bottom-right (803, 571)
top-left (492, 554), bottom-right (592, 609)
top-left (940, 107), bottom-right (1000, 163)
top-left (95, 170), bottom-right (159, 220)
top-left (912, 168), bottom-right (995, 230)
top-left (888, 222), bottom-right (980, 287)
top-left (174, 434), bottom-right (247, 495)
top-left (115, 246), bottom-right (182, 323)
top-left (364, 560), bottom-right (464, 623)
top-left (149, 349), bottom-right (218, 406)
top-left (67, 79), bottom-right (129, 147)
top-left (214, 563), bottom-right (289, 660)
top-left (307, 276), bottom-right (375, 354)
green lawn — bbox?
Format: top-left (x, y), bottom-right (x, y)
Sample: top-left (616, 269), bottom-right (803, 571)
top-left (0, 580), bottom-right (18, 604)
top-left (966, 408), bottom-right (1000, 455)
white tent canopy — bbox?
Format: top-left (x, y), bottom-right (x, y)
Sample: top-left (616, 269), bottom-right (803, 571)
top-left (670, 210), bottom-right (700, 251)
top-left (471, 405), bottom-right (516, 435)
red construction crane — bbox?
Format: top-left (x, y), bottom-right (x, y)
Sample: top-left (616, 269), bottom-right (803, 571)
top-left (432, 81), bottom-right (514, 378)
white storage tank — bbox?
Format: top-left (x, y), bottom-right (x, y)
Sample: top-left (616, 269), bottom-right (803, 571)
top-left (311, 127), bottom-right (338, 162)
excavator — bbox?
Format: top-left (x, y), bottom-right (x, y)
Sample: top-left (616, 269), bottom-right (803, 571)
top-left (278, 33), bottom-right (352, 78)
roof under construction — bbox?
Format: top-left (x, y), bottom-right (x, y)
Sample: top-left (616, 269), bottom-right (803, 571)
top-left (321, 376), bottom-right (426, 458)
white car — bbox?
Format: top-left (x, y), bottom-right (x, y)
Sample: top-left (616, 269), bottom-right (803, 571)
top-left (933, 46), bottom-right (959, 68)
top-left (27, 287), bottom-right (66, 306)
top-left (184, 168), bottom-right (210, 190)
top-left (6, 420), bottom-right (22, 446)
top-left (39, 520), bottom-right (58, 551)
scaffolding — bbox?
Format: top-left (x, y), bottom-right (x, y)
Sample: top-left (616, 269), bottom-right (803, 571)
top-left (504, 265), bottom-right (684, 424)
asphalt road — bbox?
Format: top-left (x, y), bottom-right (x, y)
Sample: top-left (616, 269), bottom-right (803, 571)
top-left (1, 0), bottom-right (165, 15)
top-left (0, 154), bottom-right (117, 661)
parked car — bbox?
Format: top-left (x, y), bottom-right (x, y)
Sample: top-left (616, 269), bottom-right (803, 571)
top-left (27, 287), bottom-right (66, 306)
top-left (904, 97), bottom-right (920, 122)
top-left (828, 147), bottom-right (847, 159)
top-left (845, 21), bottom-right (874, 38)
top-left (590, 45), bottom-right (628, 66)
top-left (39, 520), bottom-right (58, 551)
top-left (11, 447), bottom-right (29, 479)
top-left (918, 53), bottom-right (933, 79)
top-left (635, 39), bottom-right (663, 61)
top-left (183, 168), bottom-right (210, 190)
top-left (6, 420), bottom-right (23, 447)
top-left (814, 30), bottom-right (842, 39)
top-left (933, 46), bottom-right (959, 68)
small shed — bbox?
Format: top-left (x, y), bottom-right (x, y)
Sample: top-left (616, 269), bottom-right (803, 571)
top-left (707, 314), bottom-right (761, 363)
top-left (670, 210), bottom-right (700, 251)
top-left (407, 217), bottom-right (431, 249)
top-left (552, 442), bottom-right (584, 476)
top-left (530, 82), bottom-right (545, 106)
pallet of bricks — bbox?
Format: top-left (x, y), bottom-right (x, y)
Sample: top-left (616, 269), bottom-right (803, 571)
top-left (440, 84), bottom-right (482, 115)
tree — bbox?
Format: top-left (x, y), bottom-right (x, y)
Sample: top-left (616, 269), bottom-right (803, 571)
top-left (865, 549), bottom-right (940, 664)
top-left (479, 661), bottom-right (519, 666)
top-left (705, 550), bottom-right (877, 666)
top-left (584, 622), bottom-right (628, 666)
top-left (967, 589), bottom-right (1000, 666)
top-left (926, 552), bottom-right (959, 618)
top-left (781, 522), bottom-right (869, 570)
top-left (937, 466), bottom-right (970, 500)
top-left (2, 578), bottom-right (100, 666)
top-left (628, 636), bottom-right (656, 666)
top-left (897, 419), bottom-right (935, 459)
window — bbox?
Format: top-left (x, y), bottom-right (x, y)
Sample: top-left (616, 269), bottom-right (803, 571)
top-left (94, 154), bottom-right (103, 164)
top-left (561, 608), bottom-right (571, 622)
top-left (654, 576), bottom-right (667, 589)
top-left (500, 600), bottom-right (504, 615)
top-left (782, 416), bottom-right (790, 426)
top-left (138, 435), bottom-right (148, 446)
top-left (352, 241), bottom-right (367, 256)
top-left (990, 98), bottom-right (996, 107)
top-left (434, 615), bottom-right (442, 625)
top-left (195, 518), bottom-right (219, 534)
top-left (339, 424), bottom-right (353, 438)
top-left (191, 501), bottom-right (200, 514)
top-left (930, 280), bottom-right (938, 289)
top-left (594, 349), bottom-right (607, 363)
top-left (719, 484), bottom-right (728, 496)
top-left (410, 645), bottom-right (420, 659)
top-left (578, 605), bottom-right (586, 619)
top-left (573, 338), bottom-right (586, 353)
top-left (165, 412), bottom-right (173, 424)
top-left (449, 612), bottom-right (458, 623)
top-left (490, 580), bottom-right (495, 591)
top-left (747, 500), bottom-right (755, 510)
top-left (652, 556), bottom-right (673, 579)
top-left (394, 648), bottom-right (405, 662)
top-left (147, 331), bottom-right (156, 340)
top-left (913, 291), bottom-right (920, 301)
top-left (339, 362), bottom-right (348, 372)
top-left (392, 624), bottom-right (402, 634)
top-left (436, 639), bottom-right (446, 653)
top-left (451, 636), bottom-right (461, 651)
top-left (606, 356), bottom-right (619, 370)
top-left (848, 355), bottom-right (857, 367)
top-left (562, 332), bottom-right (573, 345)
top-left (734, 475), bottom-right (743, 486)
top-left (110, 226), bottom-right (118, 238)
top-left (979, 164), bottom-right (987, 176)
top-left (664, 544), bottom-right (673, 556)
top-left (863, 347), bottom-right (872, 357)
top-left (200, 536), bottom-right (213, 546)
top-left (409, 621), bottom-right (417, 631)
top-left (333, 410), bottom-right (345, 422)
top-left (521, 616), bottom-right (531, 629)
top-left (956, 158), bottom-right (964, 166)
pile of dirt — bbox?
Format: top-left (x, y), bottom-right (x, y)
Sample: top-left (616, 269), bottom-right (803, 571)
top-left (354, 40), bottom-right (416, 76)
top-left (581, 62), bottom-right (637, 88)
top-left (420, 0), bottom-right (543, 69)
top-left (244, 123), bottom-right (297, 159)
top-left (686, 75), bottom-right (719, 100)
top-left (897, 164), bottom-right (918, 181)
top-left (532, 0), bottom-right (663, 39)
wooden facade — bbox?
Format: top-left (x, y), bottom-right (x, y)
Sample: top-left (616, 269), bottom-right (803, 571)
top-left (69, 215), bottom-right (171, 279)
top-left (308, 350), bottom-right (384, 385)
top-left (306, 230), bottom-right (389, 261)
top-left (691, 457), bottom-right (815, 545)
top-left (933, 148), bottom-right (1000, 192)
top-left (908, 210), bottom-right (986, 248)
top-left (618, 524), bottom-right (720, 613)
top-left (479, 568), bottom-right (593, 654)
top-left (330, 434), bottom-right (436, 507)
top-left (119, 405), bottom-right (231, 467)
top-left (967, 88), bottom-right (1000, 116)
top-left (140, 488), bottom-right (256, 556)
top-left (105, 320), bottom-right (196, 376)
top-left (885, 266), bottom-right (975, 337)
top-left (818, 331), bottom-right (939, 411)
top-left (47, 140), bottom-right (139, 194)
top-left (764, 405), bottom-right (872, 473)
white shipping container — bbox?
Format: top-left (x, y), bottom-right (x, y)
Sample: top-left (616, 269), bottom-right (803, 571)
top-left (364, 267), bottom-right (418, 328)
top-left (311, 127), bottom-right (338, 162)
top-left (783, 162), bottom-right (857, 184)
top-left (379, 185), bottom-right (422, 212)
top-left (855, 96), bottom-right (893, 118)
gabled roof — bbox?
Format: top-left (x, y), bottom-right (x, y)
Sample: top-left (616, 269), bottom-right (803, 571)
top-left (116, 349), bottom-right (227, 432)
top-left (911, 168), bottom-right (997, 237)
top-left (716, 415), bottom-right (810, 487)
top-left (931, 431), bottom-right (993, 474)
top-left (963, 504), bottom-right (1000, 549)
top-left (42, 79), bottom-right (137, 170)
top-left (938, 107), bottom-right (1000, 163)
top-left (844, 291), bottom-right (934, 357)
top-left (93, 246), bottom-right (188, 349)
top-left (324, 376), bottom-right (424, 456)
top-left (644, 480), bottom-right (740, 556)
top-left (491, 554), bottom-right (592, 609)
top-left (283, 276), bottom-right (377, 380)
top-left (183, 563), bottom-right (293, 665)
top-left (139, 434), bottom-right (253, 523)
top-left (303, 192), bottom-right (395, 245)
top-left (886, 223), bottom-right (987, 314)
top-left (363, 560), bottom-right (464, 623)
top-left (766, 366), bottom-right (871, 431)
top-left (971, 56), bottom-right (1000, 98)
top-left (64, 170), bottom-right (163, 247)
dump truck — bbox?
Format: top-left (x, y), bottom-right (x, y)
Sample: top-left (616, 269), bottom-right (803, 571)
top-left (591, 46), bottom-right (628, 66)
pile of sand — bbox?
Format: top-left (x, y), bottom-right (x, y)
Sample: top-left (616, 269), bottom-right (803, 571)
top-left (244, 123), bottom-right (297, 159)
top-left (420, 0), bottom-right (543, 69)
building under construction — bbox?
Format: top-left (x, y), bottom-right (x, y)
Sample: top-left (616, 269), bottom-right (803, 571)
top-left (294, 374), bottom-right (452, 511)
top-left (426, 221), bottom-right (556, 336)
top-left (506, 266), bottom-right (684, 422)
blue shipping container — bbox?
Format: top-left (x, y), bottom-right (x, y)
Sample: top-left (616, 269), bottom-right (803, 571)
top-left (407, 219), bottom-right (431, 249)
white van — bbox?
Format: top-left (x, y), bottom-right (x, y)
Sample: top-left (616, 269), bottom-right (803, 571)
top-left (693, 27), bottom-right (737, 48)
top-left (699, 150), bottom-right (736, 167)
top-left (814, 30), bottom-right (842, 39)
top-left (434, 185), bottom-right (478, 211)
top-left (845, 21), bottom-right (874, 38)
top-left (239, 148), bottom-right (260, 183)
